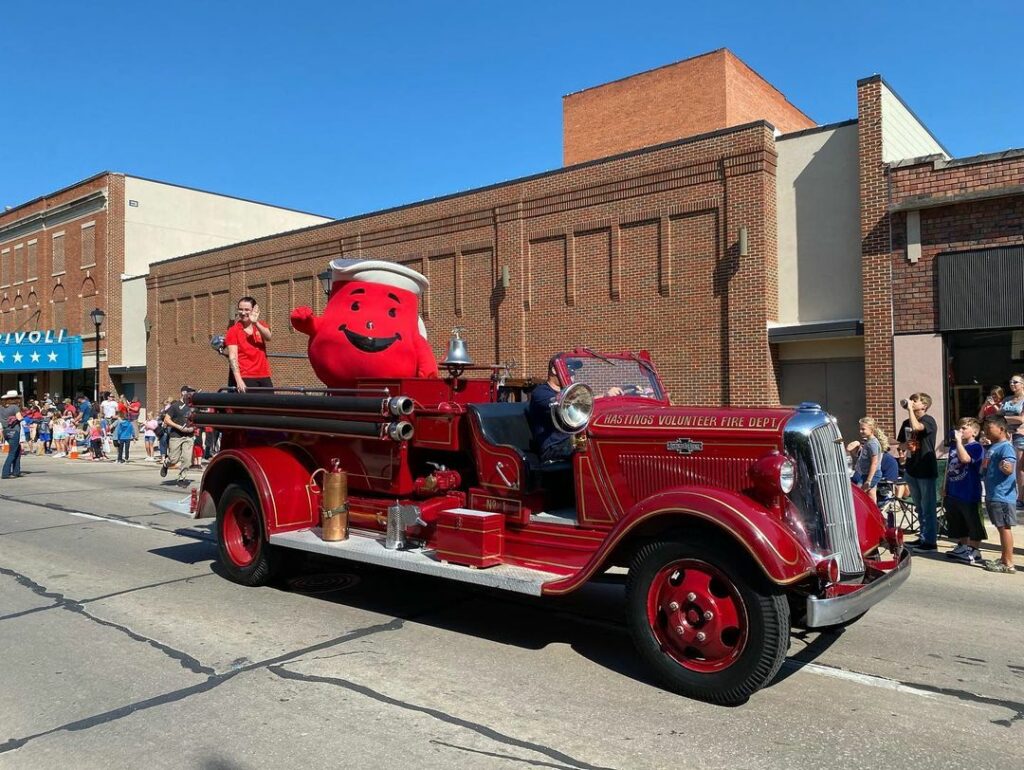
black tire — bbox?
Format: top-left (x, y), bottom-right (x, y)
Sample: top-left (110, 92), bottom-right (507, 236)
top-left (216, 482), bottom-right (279, 586)
top-left (626, 538), bottom-right (790, 705)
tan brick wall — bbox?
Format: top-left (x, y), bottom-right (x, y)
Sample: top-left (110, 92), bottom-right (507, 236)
top-left (148, 122), bottom-right (781, 410)
top-left (563, 49), bottom-right (813, 166)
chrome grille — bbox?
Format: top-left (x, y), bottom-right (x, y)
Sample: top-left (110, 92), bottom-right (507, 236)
top-left (806, 420), bottom-right (864, 576)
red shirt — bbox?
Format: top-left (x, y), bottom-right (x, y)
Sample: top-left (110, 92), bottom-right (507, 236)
top-left (225, 321), bottom-right (271, 378)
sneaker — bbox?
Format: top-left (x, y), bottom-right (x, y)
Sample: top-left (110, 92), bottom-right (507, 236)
top-left (159, 462), bottom-right (168, 478)
top-left (951, 547), bottom-right (978, 564)
top-left (910, 542), bottom-right (938, 552)
top-left (968, 548), bottom-right (985, 565)
top-left (946, 543), bottom-right (969, 558)
top-left (983, 560), bottom-right (1016, 574)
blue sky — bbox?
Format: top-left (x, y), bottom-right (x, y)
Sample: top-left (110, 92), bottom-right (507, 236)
top-left (2, 1), bottom-right (1020, 218)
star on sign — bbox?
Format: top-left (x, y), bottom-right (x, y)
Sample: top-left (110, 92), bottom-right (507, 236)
top-left (30, 351), bottom-right (40, 363)
top-left (12, 352), bottom-right (22, 363)
top-left (48, 351), bottom-right (58, 362)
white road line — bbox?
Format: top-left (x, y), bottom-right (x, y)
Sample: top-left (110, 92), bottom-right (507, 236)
top-left (64, 511), bottom-right (149, 530)
top-left (797, 661), bottom-right (936, 698)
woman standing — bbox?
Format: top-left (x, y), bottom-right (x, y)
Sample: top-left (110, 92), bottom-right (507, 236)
top-left (225, 296), bottom-right (273, 393)
top-left (1, 390), bottom-right (24, 479)
top-left (999, 375), bottom-right (1024, 507)
top-left (979, 386), bottom-right (1004, 420)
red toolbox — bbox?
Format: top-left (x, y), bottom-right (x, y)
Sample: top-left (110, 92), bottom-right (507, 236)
top-left (434, 508), bottom-right (504, 568)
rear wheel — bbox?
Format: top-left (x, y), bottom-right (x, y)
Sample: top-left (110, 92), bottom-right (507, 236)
top-left (216, 482), bottom-right (278, 586)
top-left (626, 538), bottom-right (790, 705)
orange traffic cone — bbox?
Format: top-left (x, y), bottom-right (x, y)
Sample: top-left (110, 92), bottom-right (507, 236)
top-left (69, 444), bottom-right (79, 460)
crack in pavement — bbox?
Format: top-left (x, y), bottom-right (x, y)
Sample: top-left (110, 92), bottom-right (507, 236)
top-left (0, 566), bottom-right (215, 675)
top-left (0, 616), bottom-right (407, 755)
top-left (429, 738), bottom-right (603, 770)
top-left (267, 665), bottom-right (616, 770)
top-left (0, 573), bottom-right (216, 622)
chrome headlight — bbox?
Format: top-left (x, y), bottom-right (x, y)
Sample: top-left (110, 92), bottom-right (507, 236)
top-left (552, 383), bottom-right (594, 434)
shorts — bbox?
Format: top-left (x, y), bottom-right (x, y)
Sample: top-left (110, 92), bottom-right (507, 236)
top-left (144, 435), bottom-right (155, 444)
top-left (242, 376), bottom-right (274, 390)
top-left (943, 496), bottom-right (986, 541)
top-left (985, 500), bottom-right (1018, 529)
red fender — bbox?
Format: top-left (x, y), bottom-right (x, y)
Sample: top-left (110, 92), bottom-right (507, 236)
top-left (851, 484), bottom-right (886, 553)
top-left (199, 447), bottom-right (319, 534)
top-left (542, 486), bottom-right (816, 595)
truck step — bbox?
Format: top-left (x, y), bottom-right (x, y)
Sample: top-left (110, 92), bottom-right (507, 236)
top-left (268, 528), bottom-right (563, 596)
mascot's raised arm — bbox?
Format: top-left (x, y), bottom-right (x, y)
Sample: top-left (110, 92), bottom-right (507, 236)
top-left (290, 259), bottom-right (439, 386)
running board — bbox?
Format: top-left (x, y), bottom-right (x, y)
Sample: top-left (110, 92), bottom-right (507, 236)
top-left (269, 528), bottom-right (561, 596)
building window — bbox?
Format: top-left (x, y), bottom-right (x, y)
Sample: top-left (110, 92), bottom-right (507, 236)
top-left (27, 240), bottom-right (38, 280)
top-left (0, 248), bottom-right (8, 286)
top-left (13, 244), bottom-right (24, 284)
top-left (81, 223), bottom-right (96, 268)
top-left (52, 297), bottom-right (66, 330)
top-left (52, 233), bottom-right (66, 274)
top-left (81, 277), bottom-right (98, 333)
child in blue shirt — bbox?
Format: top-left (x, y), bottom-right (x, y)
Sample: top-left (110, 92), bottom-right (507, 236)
top-left (981, 415), bottom-right (1017, 573)
top-left (943, 417), bottom-right (986, 564)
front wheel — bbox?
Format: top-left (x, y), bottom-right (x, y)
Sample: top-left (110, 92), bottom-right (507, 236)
top-left (216, 482), bottom-right (279, 586)
top-left (626, 538), bottom-right (790, 705)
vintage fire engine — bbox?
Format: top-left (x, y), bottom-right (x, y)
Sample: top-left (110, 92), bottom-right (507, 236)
top-left (181, 347), bottom-right (910, 705)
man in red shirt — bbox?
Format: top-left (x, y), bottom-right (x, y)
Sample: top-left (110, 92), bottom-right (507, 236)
top-left (225, 296), bottom-right (273, 393)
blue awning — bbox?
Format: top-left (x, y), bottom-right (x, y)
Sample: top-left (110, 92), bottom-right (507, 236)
top-left (0, 331), bottom-right (83, 371)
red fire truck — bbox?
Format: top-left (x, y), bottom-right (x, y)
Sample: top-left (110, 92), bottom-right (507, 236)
top-left (182, 349), bottom-right (910, 705)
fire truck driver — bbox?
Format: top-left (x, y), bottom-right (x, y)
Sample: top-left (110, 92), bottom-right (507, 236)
top-left (528, 356), bottom-right (622, 462)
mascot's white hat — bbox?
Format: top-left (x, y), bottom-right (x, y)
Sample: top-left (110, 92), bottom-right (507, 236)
top-left (328, 259), bottom-right (431, 338)
top-left (329, 259), bottom-right (429, 295)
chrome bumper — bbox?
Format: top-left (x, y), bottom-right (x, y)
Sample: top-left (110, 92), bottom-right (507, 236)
top-left (805, 546), bottom-right (912, 628)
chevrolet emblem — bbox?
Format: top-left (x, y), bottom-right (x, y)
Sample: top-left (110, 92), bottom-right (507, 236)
top-left (667, 438), bottom-right (704, 455)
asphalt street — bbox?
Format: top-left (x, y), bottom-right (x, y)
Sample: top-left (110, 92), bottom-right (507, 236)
top-left (1, 454), bottom-right (1022, 769)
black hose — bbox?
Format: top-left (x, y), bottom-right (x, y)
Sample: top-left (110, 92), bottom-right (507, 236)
top-left (192, 391), bottom-right (392, 415)
top-left (192, 411), bottom-right (390, 439)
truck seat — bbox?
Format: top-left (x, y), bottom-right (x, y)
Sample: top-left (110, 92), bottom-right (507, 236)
top-left (467, 403), bottom-right (572, 493)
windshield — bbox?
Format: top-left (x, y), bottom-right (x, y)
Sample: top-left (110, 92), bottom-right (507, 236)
top-left (563, 356), bottom-right (664, 400)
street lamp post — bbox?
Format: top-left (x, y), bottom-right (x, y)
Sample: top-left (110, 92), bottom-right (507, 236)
top-left (89, 308), bottom-right (105, 403)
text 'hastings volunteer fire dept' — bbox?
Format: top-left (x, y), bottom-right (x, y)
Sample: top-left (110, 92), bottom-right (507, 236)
top-left (599, 413), bottom-right (784, 429)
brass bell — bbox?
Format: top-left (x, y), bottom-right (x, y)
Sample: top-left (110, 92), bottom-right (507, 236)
top-left (442, 327), bottom-right (473, 374)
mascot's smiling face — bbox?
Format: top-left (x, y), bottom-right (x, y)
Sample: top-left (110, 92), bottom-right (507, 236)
top-left (309, 281), bottom-right (424, 382)
top-left (340, 286), bottom-right (403, 353)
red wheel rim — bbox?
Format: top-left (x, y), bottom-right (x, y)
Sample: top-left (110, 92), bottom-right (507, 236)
top-left (222, 498), bottom-right (260, 567)
top-left (645, 559), bottom-right (748, 673)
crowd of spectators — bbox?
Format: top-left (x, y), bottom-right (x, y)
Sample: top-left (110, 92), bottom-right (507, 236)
top-left (0, 386), bottom-right (217, 479)
top-left (847, 379), bottom-right (1020, 575)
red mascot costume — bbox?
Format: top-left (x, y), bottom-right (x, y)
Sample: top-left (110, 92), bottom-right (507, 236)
top-left (290, 259), bottom-right (438, 386)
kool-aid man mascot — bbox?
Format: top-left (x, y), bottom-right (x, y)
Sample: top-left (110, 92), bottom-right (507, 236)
top-left (290, 259), bottom-right (439, 385)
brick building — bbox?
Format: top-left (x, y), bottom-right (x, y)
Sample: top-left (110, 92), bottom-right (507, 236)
top-left (146, 50), bottom-right (1022, 440)
top-left (0, 173), bottom-right (329, 401)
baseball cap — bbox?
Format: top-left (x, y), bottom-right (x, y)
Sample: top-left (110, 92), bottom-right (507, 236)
top-left (180, 385), bottom-right (195, 393)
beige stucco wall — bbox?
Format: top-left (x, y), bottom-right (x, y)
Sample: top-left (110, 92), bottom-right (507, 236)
top-left (892, 333), bottom-right (945, 439)
top-left (123, 177), bottom-right (331, 275)
top-left (121, 275), bottom-right (147, 368)
top-left (880, 83), bottom-right (947, 164)
top-left (775, 123), bottom-right (861, 323)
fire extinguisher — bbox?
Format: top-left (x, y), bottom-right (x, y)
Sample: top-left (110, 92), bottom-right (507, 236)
top-left (320, 458), bottom-right (349, 542)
